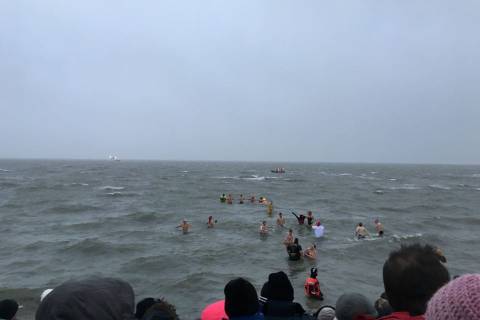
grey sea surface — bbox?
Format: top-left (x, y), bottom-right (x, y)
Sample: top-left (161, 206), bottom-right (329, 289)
top-left (1, 160), bottom-right (479, 319)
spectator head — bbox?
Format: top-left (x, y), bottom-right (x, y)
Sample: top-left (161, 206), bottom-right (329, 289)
top-left (383, 243), bottom-right (450, 316)
top-left (140, 299), bottom-right (179, 320)
top-left (335, 293), bottom-right (376, 320)
top-left (316, 305), bottom-right (335, 320)
top-left (426, 274), bottom-right (480, 320)
top-left (374, 295), bottom-right (393, 318)
top-left (136, 298), bottom-right (158, 319)
top-left (35, 277), bottom-right (135, 320)
top-left (260, 271), bottom-right (294, 302)
top-left (0, 299), bottom-right (19, 320)
top-left (224, 278), bottom-right (259, 318)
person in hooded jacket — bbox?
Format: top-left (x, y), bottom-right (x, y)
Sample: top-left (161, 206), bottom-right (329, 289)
top-left (35, 277), bottom-right (135, 320)
top-left (260, 271), bottom-right (315, 320)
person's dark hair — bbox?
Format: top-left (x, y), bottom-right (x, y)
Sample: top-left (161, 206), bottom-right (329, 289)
top-left (294, 238), bottom-right (299, 245)
top-left (224, 278), bottom-right (259, 318)
top-left (141, 299), bottom-right (179, 320)
top-left (383, 243), bottom-right (450, 316)
top-left (358, 223), bottom-right (363, 227)
top-left (136, 298), bottom-right (157, 319)
top-left (0, 299), bottom-right (19, 320)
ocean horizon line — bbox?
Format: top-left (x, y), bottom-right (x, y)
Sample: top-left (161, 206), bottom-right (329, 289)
top-left (0, 157), bottom-right (479, 167)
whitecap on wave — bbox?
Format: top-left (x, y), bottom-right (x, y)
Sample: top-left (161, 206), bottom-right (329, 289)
top-left (0, 169), bottom-right (10, 172)
top-left (388, 178), bottom-right (397, 181)
top-left (472, 173), bottom-right (480, 178)
top-left (392, 233), bottom-right (423, 240)
top-left (100, 186), bottom-right (125, 190)
top-left (428, 184), bottom-right (451, 190)
top-left (389, 184), bottom-right (421, 190)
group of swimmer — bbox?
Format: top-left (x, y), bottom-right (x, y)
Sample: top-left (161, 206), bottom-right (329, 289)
top-left (355, 219), bottom-right (384, 239)
top-left (220, 193), bottom-right (271, 205)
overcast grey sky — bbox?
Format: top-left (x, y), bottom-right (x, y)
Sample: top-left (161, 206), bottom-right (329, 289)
top-left (1, 1), bottom-right (479, 164)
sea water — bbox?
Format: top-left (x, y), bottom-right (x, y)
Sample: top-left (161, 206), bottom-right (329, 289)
top-left (1, 160), bottom-right (479, 319)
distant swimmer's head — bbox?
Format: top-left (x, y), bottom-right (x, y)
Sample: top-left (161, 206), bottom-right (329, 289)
top-left (279, 212), bottom-right (283, 217)
top-left (262, 221), bottom-right (266, 225)
top-left (358, 222), bottom-right (363, 227)
top-left (375, 219), bottom-right (379, 224)
top-left (294, 238), bottom-right (299, 245)
top-left (289, 229), bottom-right (293, 234)
top-left (316, 221), bottom-right (322, 226)
top-left (308, 211), bottom-right (312, 216)
top-left (310, 267), bottom-right (318, 278)
top-left (208, 216), bottom-right (213, 221)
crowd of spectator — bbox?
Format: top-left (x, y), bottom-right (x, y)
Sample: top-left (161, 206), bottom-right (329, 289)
top-left (1, 243), bottom-right (478, 320)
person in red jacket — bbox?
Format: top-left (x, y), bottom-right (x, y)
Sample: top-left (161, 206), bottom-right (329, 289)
top-left (378, 243), bottom-right (450, 320)
top-left (304, 267), bottom-right (323, 300)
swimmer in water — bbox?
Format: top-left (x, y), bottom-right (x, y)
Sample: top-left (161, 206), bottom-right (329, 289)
top-left (374, 219), bottom-right (384, 237)
top-left (259, 220), bottom-right (269, 234)
top-left (220, 194), bottom-right (227, 203)
top-left (227, 194), bottom-right (233, 205)
top-left (304, 244), bottom-right (317, 259)
top-left (177, 219), bottom-right (191, 233)
top-left (250, 195), bottom-right (256, 203)
top-left (276, 212), bottom-right (285, 227)
top-left (307, 211), bottom-right (314, 226)
top-left (286, 238), bottom-right (303, 261)
top-left (283, 229), bottom-right (294, 246)
top-left (207, 216), bottom-right (216, 228)
top-left (291, 212), bottom-right (306, 225)
top-left (267, 201), bottom-right (273, 215)
top-left (355, 222), bottom-right (370, 239)
top-left (239, 194), bottom-right (244, 204)
top-left (312, 221), bottom-right (325, 238)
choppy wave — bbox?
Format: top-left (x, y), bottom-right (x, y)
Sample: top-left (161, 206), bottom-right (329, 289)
top-left (428, 184), bottom-right (451, 190)
top-left (68, 182), bottom-right (89, 186)
top-left (214, 175), bottom-right (271, 181)
top-left (388, 178), bottom-right (397, 181)
top-left (472, 173), bottom-right (480, 178)
top-left (389, 184), bottom-right (421, 190)
top-left (60, 238), bottom-right (137, 255)
top-left (47, 204), bottom-right (101, 214)
top-left (100, 186), bottom-right (125, 190)
top-left (319, 172), bottom-right (353, 177)
top-left (391, 233), bottom-right (423, 241)
top-left (0, 168), bottom-right (10, 172)
top-left (104, 192), bottom-right (138, 197)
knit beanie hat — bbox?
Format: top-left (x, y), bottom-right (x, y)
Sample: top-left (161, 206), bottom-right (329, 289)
top-left (426, 274), bottom-right (480, 320)
top-left (260, 271), bottom-right (294, 302)
top-left (317, 306), bottom-right (336, 320)
top-left (335, 293), bottom-right (376, 320)
top-left (224, 278), bottom-right (259, 318)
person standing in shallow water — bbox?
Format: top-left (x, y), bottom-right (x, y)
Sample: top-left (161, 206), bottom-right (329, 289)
top-left (267, 201), bottom-right (273, 216)
top-left (207, 216), bottom-right (216, 228)
top-left (276, 212), bottom-right (285, 227)
top-left (355, 222), bottom-right (370, 239)
top-left (307, 211), bottom-right (314, 226)
top-left (239, 194), bottom-right (245, 204)
top-left (375, 219), bottom-right (384, 237)
top-left (177, 219), bottom-right (191, 233)
top-left (260, 221), bottom-right (269, 234)
top-left (283, 229), bottom-right (294, 246)
top-left (286, 238), bottom-right (303, 261)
